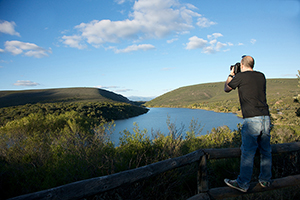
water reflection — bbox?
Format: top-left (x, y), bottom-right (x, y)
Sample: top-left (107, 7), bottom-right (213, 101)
top-left (110, 108), bottom-right (243, 145)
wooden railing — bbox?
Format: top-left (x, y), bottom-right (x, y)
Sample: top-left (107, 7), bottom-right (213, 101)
top-left (8, 142), bottom-right (300, 200)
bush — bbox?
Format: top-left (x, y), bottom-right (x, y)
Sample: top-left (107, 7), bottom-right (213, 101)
top-left (0, 111), bottom-right (115, 199)
top-left (1, 111), bottom-right (300, 199)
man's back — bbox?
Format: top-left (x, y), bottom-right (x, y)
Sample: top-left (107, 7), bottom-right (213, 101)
top-left (228, 71), bottom-right (269, 118)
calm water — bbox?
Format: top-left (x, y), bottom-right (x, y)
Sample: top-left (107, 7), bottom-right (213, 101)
top-left (110, 107), bottom-right (243, 145)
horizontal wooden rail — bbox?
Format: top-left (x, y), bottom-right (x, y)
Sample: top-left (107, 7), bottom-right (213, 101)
top-left (204, 142), bottom-right (300, 159)
top-left (8, 142), bottom-right (300, 200)
top-left (188, 174), bottom-right (300, 200)
top-left (8, 149), bottom-right (205, 200)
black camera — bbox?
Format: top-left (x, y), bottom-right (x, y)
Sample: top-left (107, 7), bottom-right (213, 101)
top-left (230, 62), bottom-right (241, 74)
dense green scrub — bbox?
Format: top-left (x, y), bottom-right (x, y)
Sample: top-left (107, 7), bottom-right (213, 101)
top-left (1, 75), bottom-right (300, 199)
top-left (0, 101), bottom-right (148, 126)
top-left (1, 109), bottom-right (300, 199)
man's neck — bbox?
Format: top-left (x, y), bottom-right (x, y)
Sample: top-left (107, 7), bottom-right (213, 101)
top-left (242, 68), bottom-right (253, 72)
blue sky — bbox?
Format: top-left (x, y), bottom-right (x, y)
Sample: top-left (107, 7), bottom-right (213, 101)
top-left (0, 0), bottom-right (299, 100)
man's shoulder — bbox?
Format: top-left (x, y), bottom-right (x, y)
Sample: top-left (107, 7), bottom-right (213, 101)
top-left (238, 70), bottom-right (265, 77)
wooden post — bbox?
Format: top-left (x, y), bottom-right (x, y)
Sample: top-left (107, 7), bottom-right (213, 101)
top-left (197, 155), bottom-right (208, 193)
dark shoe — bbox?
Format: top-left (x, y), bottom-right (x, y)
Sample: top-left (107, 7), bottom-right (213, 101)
top-left (224, 179), bottom-right (247, 192)
top-left (259, 180), bottom-right (271, 187)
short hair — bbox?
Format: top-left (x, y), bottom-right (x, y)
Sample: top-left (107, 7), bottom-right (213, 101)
top-left (241, 56), bottom-right (255, 69)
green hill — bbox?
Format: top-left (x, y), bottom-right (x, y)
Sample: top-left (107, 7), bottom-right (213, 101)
top-left (0, 87), bottom-right (149, 126)
top-left (145, 79), bottom-right (299, 108)
top-left (0, 87), bottom-right (132, 108)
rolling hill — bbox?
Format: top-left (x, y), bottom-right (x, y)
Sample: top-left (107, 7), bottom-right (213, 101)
top-left (0, 87), bottom-right (132, 108)
top-left (145, 79), bottom-right (299, 108)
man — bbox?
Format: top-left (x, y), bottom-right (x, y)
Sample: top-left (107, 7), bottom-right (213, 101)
top-left (223, 55), bottom-right (272, 192)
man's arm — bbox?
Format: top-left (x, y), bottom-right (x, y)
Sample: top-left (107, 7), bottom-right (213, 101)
top-left (224, 76), bottom-right (233, 92)
top-left (224, 68), bottom-right (235, 93)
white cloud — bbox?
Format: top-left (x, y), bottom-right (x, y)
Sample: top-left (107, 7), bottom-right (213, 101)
top-left (4, 40), bottom-right (52, 58)
top-left (0, 20), bottom-right (21, 37)
top-left (113, 44), bottom-right (155, 53)
top-left (185, 36), bottom-right (207, 50)
top-left (115, 89), bottom-right (132, 92)
top-left (167, 38), bottom-right (178, 43)
top-left (207, 33), bottom-right (223, 40)
top-left (115, 0), bottom-right (126, 4)
top-left (186, 33), bottom-right (229, 54)
top-left (215, 41), bottom-right (227, 51)
top-left (95, 85), bottom-right (132, 93)
top-left (251, 39), bottom-right (257, 44)
top-left (0, 48), bottom-right (4, 53)
top-left (209, 39), bottom-right (217, 45)
top-left (0, 59), bottom-right (12, 63)
top-left (61, 35), bottom-right (87, 49)
top-left (14, 80), bottom-right (39, 86)
top-left (62, 0), bottom-right (215, 52)
top-left (203, 46), bottom-right (214, 54)
top-left (196, 17), bottom-right (217, 28)
top-left (96, 85), bottom-right (119, 89)
top-left (238, 43), bottom-right (244, 46)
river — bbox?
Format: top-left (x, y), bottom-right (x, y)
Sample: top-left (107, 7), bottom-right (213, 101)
top-left (110, 107), bottom-right (243, 145)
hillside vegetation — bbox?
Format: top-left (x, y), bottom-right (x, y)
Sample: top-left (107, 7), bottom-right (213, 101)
top-left (1, 79), bottom-right (300, 199)
top-left (0, 87), bottom-right (149, 127)
top-left (145, 79), bottom-right (298, 108)
top-left (0, 87), bottom-right (132, 108)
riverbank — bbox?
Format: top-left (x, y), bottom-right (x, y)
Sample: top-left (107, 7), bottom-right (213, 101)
top-left (2, 109), bottom-right (299, 199)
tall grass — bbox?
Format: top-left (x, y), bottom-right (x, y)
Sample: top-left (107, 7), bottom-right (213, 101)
top-left (1, 111), bottom-right (300, 199)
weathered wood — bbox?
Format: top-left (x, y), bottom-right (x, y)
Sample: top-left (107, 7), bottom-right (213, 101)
top-left (187, 193), bottom-right (211, 200)
top-left (271, 142), bottom-right (300, 154)
top-left (8, 149), bottom-right (205, 200)
top-left (197, 155), bottom-right (208, 193)
top-left (205, 142), bottom-right (300, 159)
top-left (188, 174), bottom-right (300, 200)
top-left (8, 142), bottom-right (300, 200)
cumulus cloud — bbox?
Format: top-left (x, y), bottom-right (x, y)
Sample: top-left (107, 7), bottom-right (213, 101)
top-left (61, 35), bottom-right (87, 49)
top-left (185, 36), bottom-right (207, 50)
top-left (0, 20), bottom-right (21, 36)
top-left (186, 33), bottom-right (230, 54)
top-left (62, 0), bottom-right (216, 52)
top-left (215, 41), bottom-right (227, 51)
top-left (4, 40), bottom-right (52, 58)
top-left (113, 44), bottom-right (155, 53)
top-left (196, 17), bottom-right (217, 28)
top-left (14, 80), bottom-right (40, 86)
top-left (207, 33), bottom-right (223, 39)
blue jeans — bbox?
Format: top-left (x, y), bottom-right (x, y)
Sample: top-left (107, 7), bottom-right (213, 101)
top-left (236, 116), bottom-right (272, 190)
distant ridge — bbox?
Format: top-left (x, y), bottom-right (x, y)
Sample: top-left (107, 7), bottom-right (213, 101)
top-left (145, 78), bottom-right (298, 108)
top-left (0, 87), bottom-right (132, 108)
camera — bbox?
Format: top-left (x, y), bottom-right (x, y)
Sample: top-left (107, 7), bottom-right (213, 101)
top-left (230, 62), bottom-right (241, 74)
